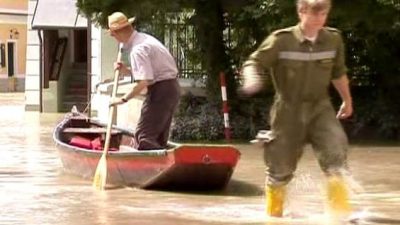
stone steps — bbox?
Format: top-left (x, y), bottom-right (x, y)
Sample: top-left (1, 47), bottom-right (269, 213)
top-left (61, 63), bottom-right (88, 113)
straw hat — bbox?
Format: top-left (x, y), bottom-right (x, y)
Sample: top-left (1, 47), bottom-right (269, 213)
top-left (108, 12), bottom-right (136, 31)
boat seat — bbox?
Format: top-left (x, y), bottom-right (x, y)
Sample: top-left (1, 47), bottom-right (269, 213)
top-left (119, 145), bottom-right (139, 152)
top-left (63, 127), bottom-right (123, 150)
top-left (63, 127), bottom-right (122, 135)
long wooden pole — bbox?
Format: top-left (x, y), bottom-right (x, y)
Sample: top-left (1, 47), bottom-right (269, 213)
top-left (93, 46), bottom-right (122, 190)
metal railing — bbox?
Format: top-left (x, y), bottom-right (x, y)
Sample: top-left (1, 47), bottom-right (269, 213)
top-left (141, 13), bottom-right (206, 84)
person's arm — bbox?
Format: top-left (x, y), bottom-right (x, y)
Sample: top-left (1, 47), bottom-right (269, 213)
top-left (109, 80), bottom-right (149, 106)
top-left (332, 75), bottom-right (353, 119)
top-left (240, 34), bottom-right (279, 96)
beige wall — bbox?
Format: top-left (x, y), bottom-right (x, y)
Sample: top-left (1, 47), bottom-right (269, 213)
top-left (0, 23), bottom-right (27, 77)
top-left (0, 0), bottom-right (27, 92)
top-left (0, 0), bottom-right (28, 10)
top-left (101, 30), bottom-right (119, 81)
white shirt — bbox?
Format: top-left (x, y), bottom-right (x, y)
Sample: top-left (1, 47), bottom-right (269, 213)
top-left (304, 35), bottom-right (317, 43)
top-left (122, 31), bottom-right (178, 83)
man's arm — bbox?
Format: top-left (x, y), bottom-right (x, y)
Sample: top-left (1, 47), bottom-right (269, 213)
top-left (240, 34), bottom-right (279, 96)
top-left (109, 80), bottom-right (149, 106)
top-left (332, 75), bottom-right (353, 119)
top-left (122, 80), bottom-right (148, 100)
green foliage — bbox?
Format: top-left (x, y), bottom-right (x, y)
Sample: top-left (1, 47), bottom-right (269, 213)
top-left (329, 1), bottom-right (400, 139)
top-left (76, 0), bottom-right (187, 28)
top-left (340, 87), bottom-right (400, 140)
top-left (170, 93), bottom-right (274, 141)
top-left (227, 0), bottom-right (296, 65)
top-left (170, 93), bottom-right (224, 141)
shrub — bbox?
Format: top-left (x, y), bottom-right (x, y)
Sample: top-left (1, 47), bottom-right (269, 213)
top-left (171, 93), bottom-right (224, 141)
top-left (171, 92), bottom-right (274, 141)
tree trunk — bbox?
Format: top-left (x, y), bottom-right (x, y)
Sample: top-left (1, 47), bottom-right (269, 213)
top-left (193, 0), bottom-right (236, 102)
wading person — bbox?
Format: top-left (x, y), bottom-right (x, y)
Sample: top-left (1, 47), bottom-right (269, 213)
top-left (240, 0), bottom-right (353, 218)
top-left (108, 12), bottom-right (181, 150)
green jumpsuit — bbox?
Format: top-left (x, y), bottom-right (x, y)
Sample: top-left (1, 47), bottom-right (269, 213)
top-left (243, 25), bottom-right (349, 186)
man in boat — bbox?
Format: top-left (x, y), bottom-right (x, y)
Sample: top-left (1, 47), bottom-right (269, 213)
top-left (108, 12), bottom-right (181, 150)
top-left (240, 0), bottom-right (354, 219)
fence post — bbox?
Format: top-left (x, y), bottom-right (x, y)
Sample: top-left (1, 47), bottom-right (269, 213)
top-left (220, 71), bottom-right (231, 142)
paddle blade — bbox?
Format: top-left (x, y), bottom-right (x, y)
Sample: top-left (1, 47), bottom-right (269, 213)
top-left (92, 154), bottom-right (107, 190)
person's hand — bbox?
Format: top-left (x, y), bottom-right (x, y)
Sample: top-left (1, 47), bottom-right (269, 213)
top-left (113, 61), bottom-right (130, 75)
top-left (238, 66), bottom-right (263, 97)
top-left (109, 97), bottom-right (125, 107)
top-left (238, 81), bottom-right (263, 97)
top-left (113, 61), bottom-right (124, 70)
top-left (336, 101), bottom-right (353, 119)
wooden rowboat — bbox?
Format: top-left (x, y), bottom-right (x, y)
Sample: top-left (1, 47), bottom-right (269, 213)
top-left (53, 113), bottom-right (241, 190)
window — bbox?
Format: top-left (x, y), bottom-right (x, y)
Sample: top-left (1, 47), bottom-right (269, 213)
top-left (0, 43), bottom-right (5, 68)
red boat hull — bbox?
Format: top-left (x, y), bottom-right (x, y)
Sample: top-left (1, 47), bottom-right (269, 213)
top-left (53, 114), bottom-right (241, 190)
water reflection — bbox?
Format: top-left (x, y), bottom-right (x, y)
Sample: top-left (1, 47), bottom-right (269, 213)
top-left (0, 93), bottom-right (399, 225)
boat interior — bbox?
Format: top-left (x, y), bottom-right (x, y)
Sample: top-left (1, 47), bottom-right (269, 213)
top-left (58, 114), bottom-right (177, 152)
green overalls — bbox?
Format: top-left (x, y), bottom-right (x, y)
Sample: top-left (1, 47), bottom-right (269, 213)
top-left (243, 25), bottom-right (349, 186)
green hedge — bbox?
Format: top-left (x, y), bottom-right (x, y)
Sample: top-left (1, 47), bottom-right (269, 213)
top-left (170, 92), bottom-right (273, 141)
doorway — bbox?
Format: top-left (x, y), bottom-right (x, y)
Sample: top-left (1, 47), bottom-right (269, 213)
top-left (7, 42), bottom-right (16, 77)
top-left (74, 29), bottom-right (87, 63)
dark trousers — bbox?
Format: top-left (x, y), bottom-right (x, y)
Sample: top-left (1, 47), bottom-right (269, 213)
top-left (133, 79), bottom-right (180, 150)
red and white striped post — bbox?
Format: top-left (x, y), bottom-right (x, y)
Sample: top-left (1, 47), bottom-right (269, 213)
top-left (220, 71), bottom-right (231, 141)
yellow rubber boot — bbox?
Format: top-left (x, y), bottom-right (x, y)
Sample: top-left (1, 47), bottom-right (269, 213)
top-left (326, 176), bottom-right (351, 217)
top-left (265, 185), bottom-right (285, 217)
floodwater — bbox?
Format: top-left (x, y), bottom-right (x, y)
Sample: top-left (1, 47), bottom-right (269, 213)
top-left (0, 93), bottom-right (399, 225)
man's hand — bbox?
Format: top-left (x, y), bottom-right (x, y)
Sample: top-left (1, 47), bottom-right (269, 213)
top-left (239, 80), bottom-right (263, 97)
top-left (113, 61), bottom-right (131, 75)
top-left (238, 65), bottom-right (264, 97)
top-left (336, 101), bottom-right (353, 119)
top-left (332, 75), bottom-right (353, 119)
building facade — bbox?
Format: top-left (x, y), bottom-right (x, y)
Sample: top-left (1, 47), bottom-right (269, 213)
top-left (26, 0), bottom-right (88, 112)
top-left (0, 0), bottom-right (27, 92)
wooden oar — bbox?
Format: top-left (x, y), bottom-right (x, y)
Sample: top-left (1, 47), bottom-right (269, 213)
top-left (93, 46), bottom-right (123, 190)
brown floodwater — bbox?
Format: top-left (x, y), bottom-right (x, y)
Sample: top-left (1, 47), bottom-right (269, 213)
top-left (0, 93), bottom-right (399, 225)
